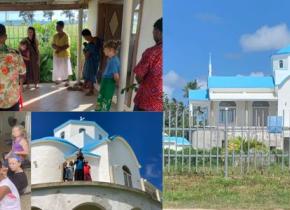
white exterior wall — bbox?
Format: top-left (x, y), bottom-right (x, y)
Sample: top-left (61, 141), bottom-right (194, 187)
top-left (92, 143), bottom-right (111, 183)
top-left (54, 124), bottom-right (72, 139)
top-left (108, 139), bottom-right (142, 190)
top-left (272, 53), bottom-right (290, 85)
top-left (278, 79), bottom-right (290, 127)
top-left (210, 101), bottom-right (278, 126)
top-left (31, 142), bottom-right (75, 184)
top-left (136, 0), bottom-right (162, 62)
top-left (32, 185), bottom-right (161, 210)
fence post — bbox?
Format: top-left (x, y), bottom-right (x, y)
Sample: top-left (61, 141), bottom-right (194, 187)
top-left (224, 107), bottom-right (229, 178)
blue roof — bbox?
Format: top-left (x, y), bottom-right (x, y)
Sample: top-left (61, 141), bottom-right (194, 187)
top-left (188, 89), bottom-right (209, 101)
top-left (32, 137), bottom-right (79, 149)
top-left (163, 136), bottom-right (191, 146)
top-left (65, 150), bottom-right (101, 159)
top-left (208, 76), bottom-right (275, 88)
top-left (276, 44), bottom-right (290, 55)
top-left (82, 138), bottom-right (108, 152)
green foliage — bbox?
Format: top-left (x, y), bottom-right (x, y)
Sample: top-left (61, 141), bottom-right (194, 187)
top-left (32, 21), bottom-right (78, 82)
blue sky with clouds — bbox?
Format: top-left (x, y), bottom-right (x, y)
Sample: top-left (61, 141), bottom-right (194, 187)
top-left (31, 112), bottom-right (162, 190)
top-left (164, 0), bottom-right (290, 102)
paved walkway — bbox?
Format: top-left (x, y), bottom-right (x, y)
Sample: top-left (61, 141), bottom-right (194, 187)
top-left (22, 83), bottom-right (118, 112)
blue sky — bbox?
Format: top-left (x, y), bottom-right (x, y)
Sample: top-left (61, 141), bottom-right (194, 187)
top-left (164, 0), bottom-right (290, 102)
top-left (31, 112), bottom-right (162, 190)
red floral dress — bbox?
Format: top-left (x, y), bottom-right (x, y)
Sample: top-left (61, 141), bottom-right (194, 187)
top-left (0, 45), bottom-right (26, 108)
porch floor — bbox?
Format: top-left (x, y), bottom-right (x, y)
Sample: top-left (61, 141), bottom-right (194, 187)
top-left (22, 83), bottom-right (118, 112)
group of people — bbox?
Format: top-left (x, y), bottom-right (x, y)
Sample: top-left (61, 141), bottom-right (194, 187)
top-left (63, 150), bottom-right (92, 182)
top-left (0, 17), bottom-right (162, 111)
top-left (0, 125), bottom-right (29, 210)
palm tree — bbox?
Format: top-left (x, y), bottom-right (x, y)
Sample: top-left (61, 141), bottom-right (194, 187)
top-left (19, 11), bottom-right (34, 25)
top-left (43, 11), bottom-right (54, 21)
top-left (182, 80), bottom-right (199, 98)
top-left (62, 10), bottom-right (75, 24)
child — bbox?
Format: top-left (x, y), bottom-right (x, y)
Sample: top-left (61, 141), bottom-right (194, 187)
top-left (81, 29), bottom-right (101, 96)
top-left (83, 160), bottom-right (92, 181)
top-left (66, 161), bottom-right (74, 181)
top-left (63, 162), bottom-right (68, 182)
top-left (7, 155), bottom-right (28, 195)
top-left (0, 161), bottom-right (21, 210)
top-left (96, 40), bottom-right (121, 111)
top-left (19, 39), bottom-right (30, 90)
top-left (5, 125), bottom-right (29, 162)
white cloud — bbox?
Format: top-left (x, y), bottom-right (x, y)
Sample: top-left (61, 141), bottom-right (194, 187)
top-left (240, 23), bottom-right (290, 52)
top-left (195, 13), bottom-right (222, 24)
top-left (236, 71), bottom-right (265, 77)
top-left (145, 163), bottom-right (161, 179)
top-left (163, 70), bottom-right (186, 98)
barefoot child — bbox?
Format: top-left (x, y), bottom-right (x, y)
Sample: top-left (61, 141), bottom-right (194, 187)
top-left (5, 125), bottom-right (29, 162)
top-left (0, 161), bottom-right (21, 210)
top-left (96, 40), bottom-right (120, 111)
top-left (7, 155), bottom-right (28, 195)
top-left (19, 39), bottom-right (30, 90)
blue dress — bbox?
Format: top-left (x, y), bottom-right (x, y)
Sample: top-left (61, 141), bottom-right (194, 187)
top-left (83, 42), bottom-right (100, 83)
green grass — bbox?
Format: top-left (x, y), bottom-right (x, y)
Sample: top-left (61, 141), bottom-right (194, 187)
top-left (164, 172), bottom-right (290, 209)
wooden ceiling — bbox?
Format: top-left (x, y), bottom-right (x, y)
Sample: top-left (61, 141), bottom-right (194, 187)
top-left (0, 0), bottom-right (90, 11)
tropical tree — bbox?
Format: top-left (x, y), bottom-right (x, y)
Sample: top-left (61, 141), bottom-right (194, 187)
top-left (62, 10), bottom-right (75, 24)
top-left (19, 11), bottom-right (34, 25)
top-left (43, 11), bottom-right (54, 21)
top-left (182, 80), bottom-right (199, 98)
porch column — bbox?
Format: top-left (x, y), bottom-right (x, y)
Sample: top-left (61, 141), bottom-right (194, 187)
top-left (117, 0), bottom-right (134, 111)
top-left (77, 8), bottom-right (84, 83)
top-left (87, 0), bottom-right (98, 36)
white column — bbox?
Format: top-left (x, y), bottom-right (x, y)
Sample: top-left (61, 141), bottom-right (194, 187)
top-left (77, 9), bottom-right (84, 82)
top-left (87, 0), bottom-right (98, 36)
top-left (117, 0), bottom-right (134, 111)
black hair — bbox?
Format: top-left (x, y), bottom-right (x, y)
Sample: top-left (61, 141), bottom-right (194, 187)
top-left (154, 18), bottom-right (162, 32)
top-left (56, 21), bottom-right (65, 27)
top-left (82, 29), bottom-right (92, 37)
top-left (28, 26), bottom-right (36, 43)
top-left (0, 24), bottom-right (6, 37)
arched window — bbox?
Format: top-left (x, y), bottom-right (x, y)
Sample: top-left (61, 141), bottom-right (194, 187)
top-left (219, 101), bottom-right (236, 124)
top-left (79, 128), bottom-right (86, 133)
top-left (122, 165), bottom-right (133, 188)
top-left (279, 60), bottom-right (284, 69)
top-left (252, 101), bottom-right (269, 126)
top-left (60, 131), bottom-right (65, 139)
top-left (99, 134), bottom-right (102, 140)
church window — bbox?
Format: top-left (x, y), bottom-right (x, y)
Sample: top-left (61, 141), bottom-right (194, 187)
top-left (60, 131), bottom-right (65, 139)
top-left (79, 128), bottom-right (86, 133)
top-left (122, 165), bottom-right (133, 188)
top-left (279, 60), bottom-right (284, 69)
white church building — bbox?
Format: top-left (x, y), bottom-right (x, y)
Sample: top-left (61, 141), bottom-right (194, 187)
top-left (188, 45), bottom-right (290, 150)
top-left (31, 120), bottom-right (161, 210)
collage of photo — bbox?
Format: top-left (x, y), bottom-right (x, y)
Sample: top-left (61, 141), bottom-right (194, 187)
top-left (0, 0), bottom-right (162, 210)
top-left (2, 0), bottom-right (290, 210)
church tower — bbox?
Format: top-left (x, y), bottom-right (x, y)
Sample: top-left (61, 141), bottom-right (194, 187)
top-left (272, 44), bottom-right (290, 85)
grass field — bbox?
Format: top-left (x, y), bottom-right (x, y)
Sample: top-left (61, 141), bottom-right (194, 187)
top-left (164, 172), bottom-right (290, 209)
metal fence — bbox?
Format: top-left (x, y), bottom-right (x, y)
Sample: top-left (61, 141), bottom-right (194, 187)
top-left (163, 107), bottom-right (290, 177)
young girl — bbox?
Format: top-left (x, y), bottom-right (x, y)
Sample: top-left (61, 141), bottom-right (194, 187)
top-left (19, 39), bottom-right (30, 90)
top-left (7, 155), bottom-right (28, 195)
top-left (0, 161), bottom-right (21, 210)
top-left (5, 125), bottom-right (29, 162)
top-left (66, 161), bottom-right (74, 181)
top-left (83, 161), bottom-right (92, 181)
top-left (96, 40), bottom-right (121, 111)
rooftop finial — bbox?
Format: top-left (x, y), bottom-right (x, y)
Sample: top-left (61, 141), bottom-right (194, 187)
top-left (80, 116), bottom-right (85, 121)
top-left (209, 52), bottom-right (212, 77)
